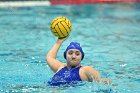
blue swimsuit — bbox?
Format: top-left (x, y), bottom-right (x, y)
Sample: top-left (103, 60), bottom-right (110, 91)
top-left (48, 66), bottom-right (82, 86)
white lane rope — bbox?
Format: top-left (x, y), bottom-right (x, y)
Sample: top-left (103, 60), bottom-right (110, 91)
top-left (0, 1), bottom-right (51, 7)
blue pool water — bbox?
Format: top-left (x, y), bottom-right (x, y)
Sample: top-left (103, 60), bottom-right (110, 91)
top-left (0, 3), bottom-right (140, 93)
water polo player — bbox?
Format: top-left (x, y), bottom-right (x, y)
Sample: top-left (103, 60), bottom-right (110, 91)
top-left (46, 38), bottom-right (111, 86)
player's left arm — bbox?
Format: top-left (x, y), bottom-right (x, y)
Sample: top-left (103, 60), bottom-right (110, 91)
top-left (84, 66), bottom-right (112, 84)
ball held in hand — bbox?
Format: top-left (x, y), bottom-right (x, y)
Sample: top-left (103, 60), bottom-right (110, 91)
top-left (50, 16), bottom-right (72, 39)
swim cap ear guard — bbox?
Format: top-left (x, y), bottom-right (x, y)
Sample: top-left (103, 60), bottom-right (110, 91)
top-left (64, 42), bottom-right (84, 60)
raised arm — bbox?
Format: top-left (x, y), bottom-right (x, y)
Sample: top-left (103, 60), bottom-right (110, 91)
top-left (46, 38), bottom-right (67, 72)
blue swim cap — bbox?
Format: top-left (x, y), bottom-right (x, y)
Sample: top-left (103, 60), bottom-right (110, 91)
top-left (64, 42), bottom-right (84, 60)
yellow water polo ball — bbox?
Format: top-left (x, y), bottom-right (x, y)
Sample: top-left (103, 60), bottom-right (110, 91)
top-left (50, 16), bottom-right (72, 39)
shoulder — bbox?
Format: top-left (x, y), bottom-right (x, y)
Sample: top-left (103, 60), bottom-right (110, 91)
top-left (80, 66), bottom-right (101, 82)
top-left (81, 66), bottom-right (100, 74)
top-left (81, 66), bottom-right (94, 71)
top-left (79, 66), bottom-right (97, 81)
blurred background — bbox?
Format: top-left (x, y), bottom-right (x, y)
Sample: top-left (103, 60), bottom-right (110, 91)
top-left (0, 0), bottom-right (140, 93)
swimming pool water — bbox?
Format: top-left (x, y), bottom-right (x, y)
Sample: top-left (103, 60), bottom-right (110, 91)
top-left (0, 3), bottom-right (140, 93)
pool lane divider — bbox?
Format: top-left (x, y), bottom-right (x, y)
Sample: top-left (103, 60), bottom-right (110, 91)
top-left (50, 0), bottom-right (140, 5)
top-left (0, 0), bottom-right (140, 7)
top-left (0, 1), bottom-right (51, 7)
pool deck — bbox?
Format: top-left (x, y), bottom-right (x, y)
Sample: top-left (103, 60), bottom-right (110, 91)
top-left (0, 1), bottom-right (50, 7)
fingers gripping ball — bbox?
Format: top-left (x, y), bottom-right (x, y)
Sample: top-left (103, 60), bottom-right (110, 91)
top-left (50, 16), bottom-right (72, 39)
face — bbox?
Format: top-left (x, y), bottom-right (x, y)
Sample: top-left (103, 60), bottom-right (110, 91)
top-left (66, 49), bottom-right (82, 68)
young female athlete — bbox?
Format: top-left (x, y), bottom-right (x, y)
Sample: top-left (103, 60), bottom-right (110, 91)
top-left (46, 37), bottom-right (111, 86)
